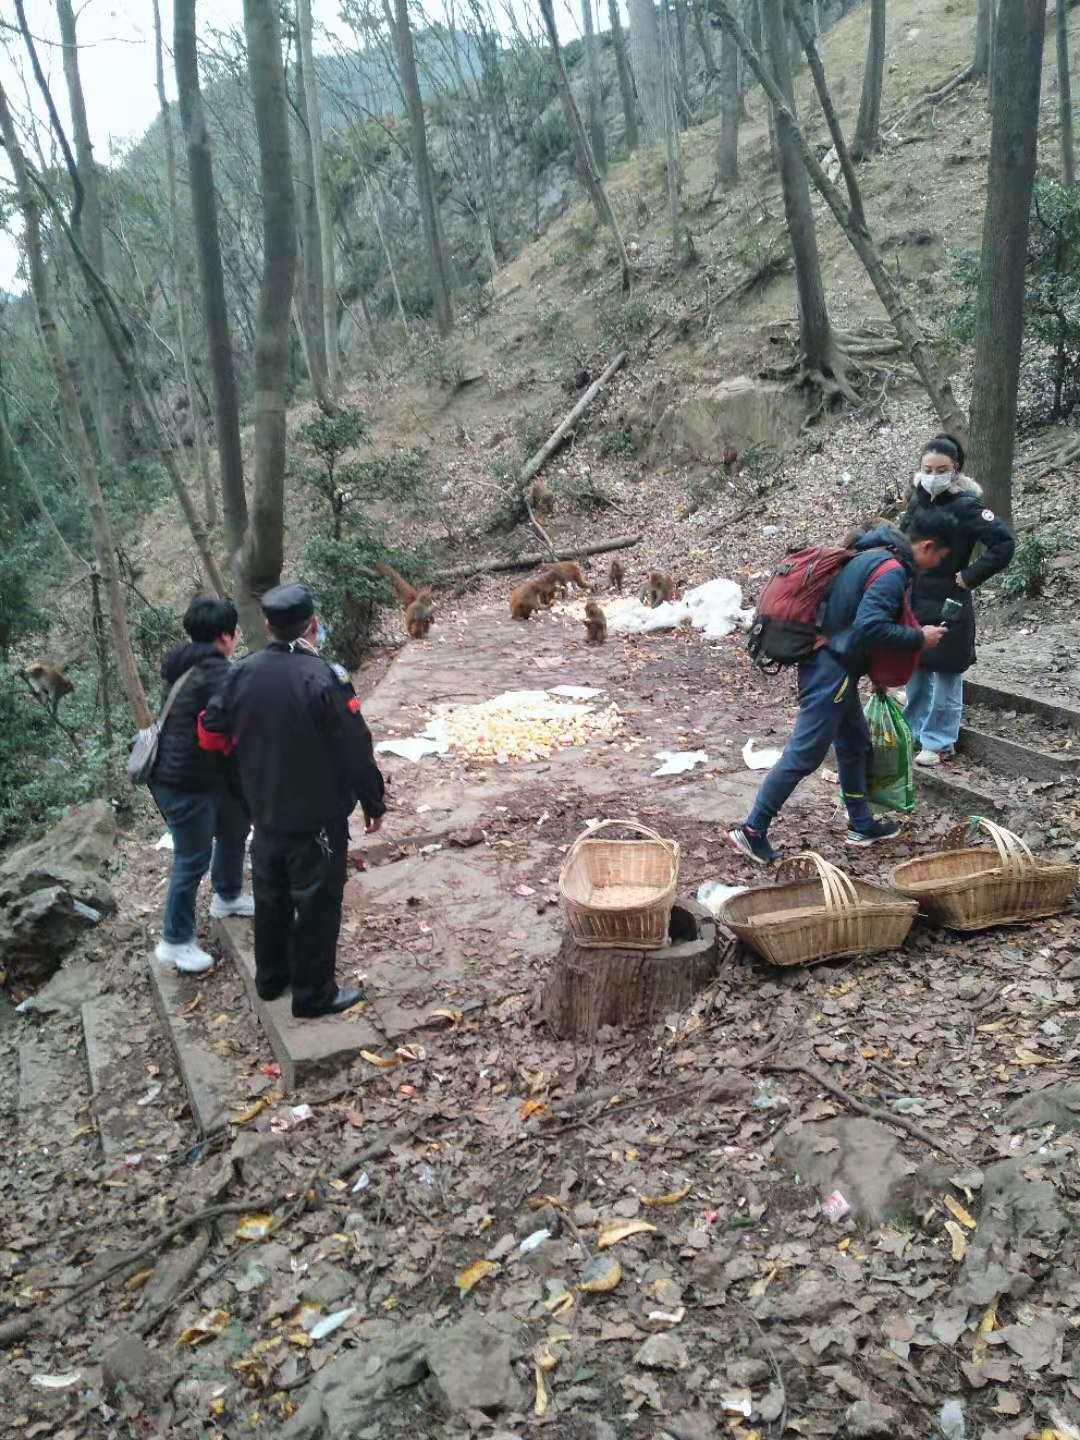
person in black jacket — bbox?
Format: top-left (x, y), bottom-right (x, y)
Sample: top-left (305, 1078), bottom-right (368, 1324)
top-left (150, 597), bottom-right (252, 975)
top-left (900, 434), bottom-right (1015, 766)
top-left (198, 584), bottom-right (386, 1019)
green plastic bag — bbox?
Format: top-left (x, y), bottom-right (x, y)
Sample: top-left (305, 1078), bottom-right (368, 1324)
top-left (864, 690), bottom-right (915, 814)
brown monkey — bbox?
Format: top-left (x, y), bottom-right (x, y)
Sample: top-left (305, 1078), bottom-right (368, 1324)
top-left (529, 476), bottom-right (555, 516)
top-left (25, 660), bottom-right (74, 716)
top-left (609, 558), bottom-right (624, 594)
top-left (533, 571), bottom-right (560, 607)
top-left (542, 560), bottom-right (592, 597)
top-left (640, 570), bottom-right (676, 608)
top-left (509, 580), bottom-right (546, 620)
top-left (722, 446), bottom-right (742, 479)
top-left (583, 599), bottom-right (607, 644)
top-left (375, 562), bottom-right (435, 640)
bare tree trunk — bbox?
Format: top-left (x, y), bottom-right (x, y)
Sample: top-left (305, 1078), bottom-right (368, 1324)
top-left (152, 0), bottom-right (215, 531)
top-left (538, 0), bottom-right (631, 291)
top-left (55, 0), bottom-right (128, 476)
top-left (297, 0), bottom-right (340, 391)
top-left (582, 0), bottom-right (608, 175)
top-left (0, 409), bottom-right (85, 572)
top-left (366, 183), bottom-right (409, 333)
top-left (718, 26), bottom-right (740, 185)
top-left (0, 82), bottom-right (149, 727)
top-left (716, 2), bottom-right (967, 433)
top-left (293, 30), bottom-right (337, 414)
top-left (628, 0), bottom-right (664, 143)
top-left (674, 0), bottom-right (690, 116)
top-left (608, 0), bottom-right (640, 152)
top-left (851, 0), bottom-right (886, 162)
top-left (968, 0), bottom-right (1046, 525)
top-left (660, 2), bottom-right (683, 257)
top-left (174, 0), bottom-right (262, 636)
top-left (760, 0), bottom-right (842, 392)
top-left (691, 0), bottom-right (719, 80)
top-left (241, 0), bottom-right (297, 609)
top-left (387, 0), bottom-right (454, 335)
top-left (973, 0), bottom-right (993, 79)
top-left (1057, 0), bottom-right (1076, 185)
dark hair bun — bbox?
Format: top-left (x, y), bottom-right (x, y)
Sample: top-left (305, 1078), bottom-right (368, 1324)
top-left (925, 432), bottom-right (965, 472)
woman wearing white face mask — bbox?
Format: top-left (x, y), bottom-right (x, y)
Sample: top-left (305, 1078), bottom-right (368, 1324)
top-left (899, 433), bottom-right (1015, 766)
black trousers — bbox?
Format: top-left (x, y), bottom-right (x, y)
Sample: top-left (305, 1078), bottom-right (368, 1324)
top-left (251, 817), bottom-right (348, 1015)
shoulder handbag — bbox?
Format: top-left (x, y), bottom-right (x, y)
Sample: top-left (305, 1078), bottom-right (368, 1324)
top-left (127, 668), bottom-right (194, 786)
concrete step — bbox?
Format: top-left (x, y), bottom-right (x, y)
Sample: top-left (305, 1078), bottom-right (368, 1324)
top-left (957, 725), bottom-right (1080, 784)
top-left (81, 994), bottom-right (158, 1160)
top-left (964, 676), bottom-right (1080, 731)
top-left (146, 955), bottom-right (233, 1136)
top-left (214, 917), bottom-right (386, 1090)
top-left (915, 764), bottom-right (1007, 817)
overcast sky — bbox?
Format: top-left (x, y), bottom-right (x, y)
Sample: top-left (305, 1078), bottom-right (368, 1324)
top-left (0, 0), bottom-right (597, 291)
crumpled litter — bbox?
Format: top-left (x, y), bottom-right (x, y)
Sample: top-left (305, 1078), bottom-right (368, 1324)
top-left (743, 738), bottom-right (783, 771)
top-left (309, 1307), bottom-right (356, 1341)
top-left (652, 749), bottom-right (708, 777)
top-left (155, 831), bottom-right (174, 851)
top-left (697, 881), bottom-right (747, 915)
top-left (609, 578), bottom-right (753, 639)
top-left (31, 1373), bottom-right (82, 1390)
top-left (821, 1190), bottom-right (852, 1222)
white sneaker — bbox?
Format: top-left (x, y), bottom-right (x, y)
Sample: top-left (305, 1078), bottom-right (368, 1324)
top-left (210, 893), bottom-right (255, 919)
top-left (915, 748), bottom-right (953, 768)
top-left (155, 939), bottom-right (214, 974)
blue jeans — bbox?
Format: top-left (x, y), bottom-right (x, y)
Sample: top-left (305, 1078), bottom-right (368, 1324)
top-left (746, 649), bottom-right (874, 834)
top-left (151, 783), bottom-right (249, 944)
top-left (904, 667), bottom-right (963, 754)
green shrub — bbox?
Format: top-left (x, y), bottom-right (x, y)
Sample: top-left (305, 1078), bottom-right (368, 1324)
top-left (598, 297), bottom-right (653, 350)
top-left (303, 528), bottom-right (397, 670)
top-left (1001, 529), bottom-right (1059, 600)
top-left (598, 429), bottom-right (638, 459)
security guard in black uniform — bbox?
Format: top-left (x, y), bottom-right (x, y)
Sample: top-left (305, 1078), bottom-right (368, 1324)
top-left (198, 584), bottom-right (386, 1018)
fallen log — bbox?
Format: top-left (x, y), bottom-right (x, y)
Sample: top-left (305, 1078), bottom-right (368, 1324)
top-left (520, 350), bottom-right (627, 486)
top-left (431, 532), bottom-right (642, 583)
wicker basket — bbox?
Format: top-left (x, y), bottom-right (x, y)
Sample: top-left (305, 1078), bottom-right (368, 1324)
top-left (718, 851), bottom-right (918, 967)
top-left (559, 819), bottom-right (680, 951)
top-left (891, 817), bottom-right (1078, 932)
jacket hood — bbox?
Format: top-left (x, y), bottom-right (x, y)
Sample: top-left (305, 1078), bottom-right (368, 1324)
top-left (851, 524), bottom-right (914, 571)
top-left (161, 640), bottom-right (224, 684)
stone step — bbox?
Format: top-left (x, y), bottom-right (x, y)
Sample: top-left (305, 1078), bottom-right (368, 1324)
top-left (214, 917), bottom-right (386, 1091)
top-left (81, 994), bottom-right (158, 1160)
top-left (145, 955), bottom-right (233, 1136)
top-left (915, 765), bottom-right (1006, 817)
top-left (957, 725), bottom-right (1080, 784)
top-left (964, 676), bottom-right (1080, 731)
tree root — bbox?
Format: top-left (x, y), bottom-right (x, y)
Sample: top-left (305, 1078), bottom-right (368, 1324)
top-left (1022, 432), bottom-right (1080, 481)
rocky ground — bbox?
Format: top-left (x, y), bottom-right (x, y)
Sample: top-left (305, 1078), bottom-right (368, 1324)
top-left (2, 583), bottom-right (1080, 1440)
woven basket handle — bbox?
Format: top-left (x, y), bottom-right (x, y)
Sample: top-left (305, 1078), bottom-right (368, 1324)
top-left (972, 815), bottom-right (1036, 871)
top-left (776, 851), bottom-right (860, 912)
top-left (566, 818), bottom-right (675, 862)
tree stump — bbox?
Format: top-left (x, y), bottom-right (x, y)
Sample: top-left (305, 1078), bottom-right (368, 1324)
top-left (543, 899), bottom-right (722, 1039)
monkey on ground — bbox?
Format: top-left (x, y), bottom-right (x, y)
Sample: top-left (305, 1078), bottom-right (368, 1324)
top-left (609, 558), bottom-right (624, 594)
top-left (375, 562), bottom-right (435, 640)
top-left (640, 570), bottom-right (676, 608)
top-left (541, 560), bottom-right (592, 598)
top-left (528, 476), bottom-right (555, 517)
top-left (532, 571), bottom-right (560, 608)
top-left (583, 599), bottom-right (607, 644)
top-left (509, 579), bottom-right (548, 620)
top-left (25, 661), bottom-right (74, 717)
top-left (722, 446), bottom-right (743, 479)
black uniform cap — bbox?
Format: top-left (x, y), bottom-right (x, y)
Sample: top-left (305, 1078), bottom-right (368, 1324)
top-left (261, 583), bottom-right (315, 629)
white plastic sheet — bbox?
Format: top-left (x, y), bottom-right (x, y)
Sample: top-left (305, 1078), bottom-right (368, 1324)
top-left (742, 738), bottom-right (783, 771)
top-left (609, 578), bottom-right (753, 640)
top-left (652, 750), bottom-right (708, 777)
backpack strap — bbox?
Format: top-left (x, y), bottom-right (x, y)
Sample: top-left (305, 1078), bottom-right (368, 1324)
top-left (157, 667), bottom-right (194, 729)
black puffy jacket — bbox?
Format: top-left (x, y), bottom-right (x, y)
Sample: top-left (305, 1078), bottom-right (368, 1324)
top-left (900, 478), bottom-right (1015, 675)
top-left (151, 642), bottom-right (234, 793)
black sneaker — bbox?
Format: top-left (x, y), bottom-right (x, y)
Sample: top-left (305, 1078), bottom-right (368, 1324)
top-left (845, 817), bottom-right (902, 847)
top-left (725, 825), bottom-right (778, 866)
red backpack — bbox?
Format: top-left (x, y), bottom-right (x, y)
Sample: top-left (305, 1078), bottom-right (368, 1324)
top-left (745, 545), bottom-right (853, 672)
